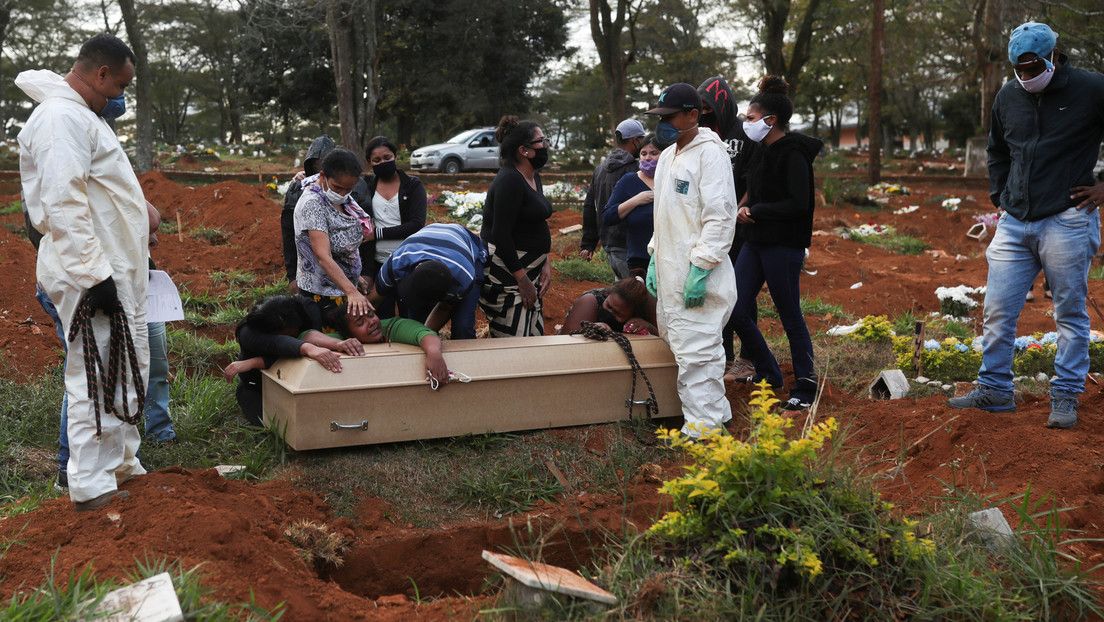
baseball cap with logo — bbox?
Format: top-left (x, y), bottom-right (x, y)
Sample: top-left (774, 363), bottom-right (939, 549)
top-left (646, 83), bottom-right (702, 115)
top-left (1008, 22), bottom-right (1057, 68)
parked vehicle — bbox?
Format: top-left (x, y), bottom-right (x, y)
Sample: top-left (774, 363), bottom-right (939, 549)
top-left (409, 128), bottom-right (498, 174)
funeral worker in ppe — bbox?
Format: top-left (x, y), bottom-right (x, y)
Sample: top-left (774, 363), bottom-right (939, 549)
top-left (17, 33), bottom-right (147, 512)
top-left (644, 83), bottom-right (739, 438)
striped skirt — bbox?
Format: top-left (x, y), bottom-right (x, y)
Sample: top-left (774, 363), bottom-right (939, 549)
top-left (479, 244), bottom-right (546, 337)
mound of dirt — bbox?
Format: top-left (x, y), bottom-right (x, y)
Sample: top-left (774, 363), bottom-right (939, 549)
top-left (0, 450), bottom-right (677, 619)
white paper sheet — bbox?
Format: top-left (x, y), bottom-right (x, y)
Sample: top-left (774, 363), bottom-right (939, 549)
top-left (147, 270), bottom-right (184, 322)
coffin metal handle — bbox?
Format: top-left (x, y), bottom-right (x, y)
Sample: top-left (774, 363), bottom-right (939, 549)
top-left (330, 420), bottom-right (368, 432)
top-left (626, 399), bottom-right (652, 406)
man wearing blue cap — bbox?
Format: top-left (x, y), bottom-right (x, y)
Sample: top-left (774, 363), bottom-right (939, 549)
top-left (949, 22), bottom-right (1104, 429)
top-left (580, 118), bottom-right (646, 280)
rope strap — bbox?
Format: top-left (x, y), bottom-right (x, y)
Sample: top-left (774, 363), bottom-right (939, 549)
top-left (67, 294), bottom-right (145, 438)
top-left (570, 321), bottom-right (659, 420)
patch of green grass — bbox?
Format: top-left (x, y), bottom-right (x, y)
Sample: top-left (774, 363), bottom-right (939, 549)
top-left (210, 270), bottom-right (258, 286)
top-left (279, 423), bottom-right (667, 527)
top-left (0, 199), bottom-right (21, 215)
top-left (158, 219), bottom-right (179, 234)
top-left (454, 463), bottom-right (563, 517)
top-left (553, 250), bottom-right (616, 284)
top-left (189, 226), bottom-right (230, 245)
top-left (167, 327), bottom-right (238, 373)
top-left (1090, 265), bottom-right (1104, 280)
top-left (760, 296), bottom-right (849, 320)
top-left (0, 556), bottom-right (283, 620)
top-left (850, 232), bottom-right (930, 255)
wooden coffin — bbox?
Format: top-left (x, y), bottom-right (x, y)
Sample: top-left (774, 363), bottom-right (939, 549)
top-left (260, 334), bottom-right (681, 450)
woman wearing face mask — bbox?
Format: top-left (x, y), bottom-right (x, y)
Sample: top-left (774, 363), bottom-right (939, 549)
top-left (350, 136), bottom-right (427, 319)
top-left (292, 148), bottom-right (373, 329)
top-left (601, 133), bottom-right (661, 277)
top-left (478, 115), bottom-right (554, 337)
top-left (729, 75), bottom-right (824, 412)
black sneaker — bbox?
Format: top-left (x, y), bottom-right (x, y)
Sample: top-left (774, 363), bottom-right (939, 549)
top-left (782, 397), bottom-right (811, 411)
top-left (56, 469), bottom-right (68, 490)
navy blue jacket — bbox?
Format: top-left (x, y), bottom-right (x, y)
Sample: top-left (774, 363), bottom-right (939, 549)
top-left (988, 55), bottom-right (1104, 221)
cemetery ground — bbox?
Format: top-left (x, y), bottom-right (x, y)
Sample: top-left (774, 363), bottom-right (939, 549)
top-left (1, 150), bottom-right (1104, 619)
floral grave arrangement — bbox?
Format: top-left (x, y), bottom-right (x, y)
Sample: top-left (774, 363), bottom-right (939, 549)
top-left (850, 223), bottom-right (896, 238)
top-left (935, 285), bottom-right (985, 317)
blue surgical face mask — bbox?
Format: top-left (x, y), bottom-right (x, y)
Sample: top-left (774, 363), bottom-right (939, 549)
top-left (656, 120), bottom-right (681, 148)
top-left (99, 95), bottom-right (126, 120)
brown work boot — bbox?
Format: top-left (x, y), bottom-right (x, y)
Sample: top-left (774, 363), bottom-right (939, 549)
top-left (723, 358), bottom-right (756, 382)
top-left (74, 489), bottom-right (129, 512)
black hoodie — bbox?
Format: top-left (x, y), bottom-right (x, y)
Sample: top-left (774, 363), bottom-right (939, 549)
top-left (698, 76), bottom-right (756, 200)
top-left (283, 135), bottom-right (336, 212)
top-left (743, 132), bottom-right (823, 249)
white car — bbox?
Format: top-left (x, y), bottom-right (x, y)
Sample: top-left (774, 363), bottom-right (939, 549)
top-left (409, 127), bottom-right (499, 173)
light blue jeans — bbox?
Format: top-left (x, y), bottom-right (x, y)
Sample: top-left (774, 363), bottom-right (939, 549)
top-left (143, 321), bottom-right (176, 442)
top-left (978, 208), bottom-right (1100, 396)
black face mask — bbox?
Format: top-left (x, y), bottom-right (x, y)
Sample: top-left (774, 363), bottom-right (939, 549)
top-left (699, 112), bottom-right (717, 129)
top-left (528, 147), bottom-right (549, 170)
top-left (372, 160), bottom-right (397, 179)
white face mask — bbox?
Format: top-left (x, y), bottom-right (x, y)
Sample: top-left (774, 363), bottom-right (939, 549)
top-left (1016, 66), bottom-right (1055, 93)
top-left (1015, 51), bottom-right (1056, 93)
top-left (742, 116), bottom-right (774, 143)
top-left (322, 179), bottom-right (349, 206)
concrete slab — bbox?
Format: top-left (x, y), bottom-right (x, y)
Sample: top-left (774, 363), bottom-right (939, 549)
top-left (91, 572), bottom-right (183, 622)
top-left (968, 507), bottom-right (1015, 553)
top-left (482, 550), bottom-right (616, 606)
top-left (869, 369), bottom-right (909, 400)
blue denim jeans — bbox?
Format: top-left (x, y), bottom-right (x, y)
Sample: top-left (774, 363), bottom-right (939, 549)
top-left (144, 321), bottom-right (176, 442)
top-left (979, 208), bottom-right (1101, 396)
top-left (729, 243), bottom-right (817, 401)
top-left (35, 285), bottom-right (69, 470)
top-left (408, 278), bottom-right (483, 340)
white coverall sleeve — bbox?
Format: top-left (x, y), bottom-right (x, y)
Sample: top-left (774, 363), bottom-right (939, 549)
top-left (688, 147), bottom-right (737, 271)
top-left (31, 118), bottom-right (114, 289)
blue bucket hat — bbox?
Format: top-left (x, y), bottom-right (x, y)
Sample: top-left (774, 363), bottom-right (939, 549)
top-left (1008, 22), bottom-right (1057, 68)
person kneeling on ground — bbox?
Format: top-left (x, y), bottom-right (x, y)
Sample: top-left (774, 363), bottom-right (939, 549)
top-left (560, 277), bottom-right (659, 335)
top-left (303, 304), bottom-right (449, 387)
top-left (224, 295), bottom-right (359, 428)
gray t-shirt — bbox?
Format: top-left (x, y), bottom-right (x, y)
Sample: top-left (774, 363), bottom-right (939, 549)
top-left (293, 184), bottom-right (363, 296)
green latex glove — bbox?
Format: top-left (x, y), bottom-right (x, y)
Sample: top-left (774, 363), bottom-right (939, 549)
top-left (645, 254), bottom-right (658, 297)
top-left (683, 264), bottom-right (712, 308)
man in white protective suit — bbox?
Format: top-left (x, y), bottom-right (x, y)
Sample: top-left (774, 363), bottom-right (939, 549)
top-left (18, 33), bottom-right (148, 511)
top-left (644, 83), bottom-right (739, 437)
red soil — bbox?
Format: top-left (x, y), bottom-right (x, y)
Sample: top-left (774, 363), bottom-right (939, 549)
top-left (2, 168), bottom-right (1104, 617)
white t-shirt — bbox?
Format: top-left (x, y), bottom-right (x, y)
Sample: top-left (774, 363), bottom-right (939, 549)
top-left (372, 191), bottom-right (402, 263)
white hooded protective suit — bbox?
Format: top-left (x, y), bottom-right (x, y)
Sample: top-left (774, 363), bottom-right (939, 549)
top-left (648, 127), bottom-right (738, 436)
top-left (17, 69), bottom-right (148, 503)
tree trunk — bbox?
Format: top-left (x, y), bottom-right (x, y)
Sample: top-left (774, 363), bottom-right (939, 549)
top-left (118, 0), bottom-right (154, 172)
top-left (758, 0), bottom-right (821, 97)
top-left (973, 0), bottom-right (1004, 135)
top-left (326, 0), bottom-right (377, 160)
top-left (868, 0), bottom-right (884, 184)
top-left (589, 0), bottom-right (635, 133)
